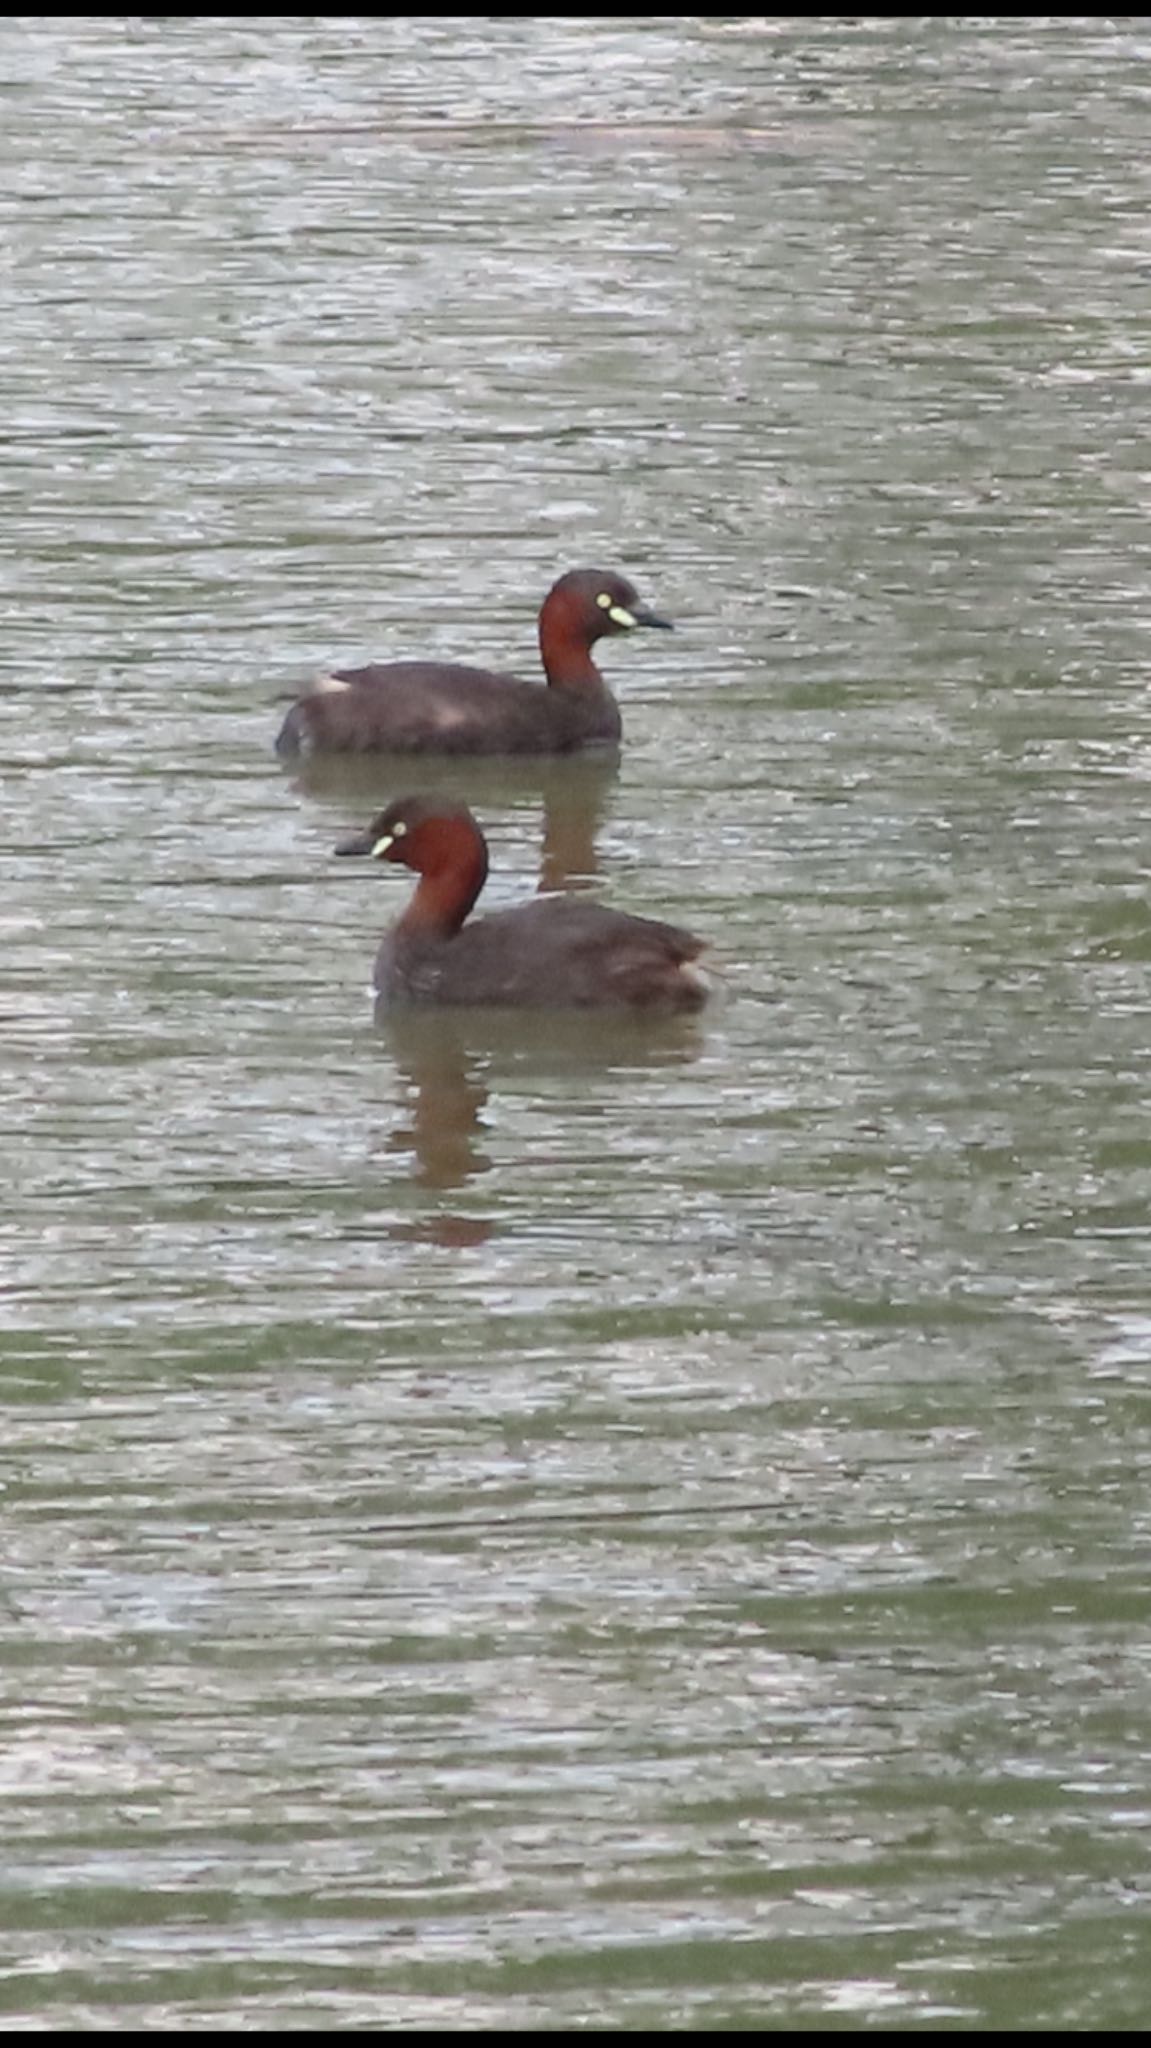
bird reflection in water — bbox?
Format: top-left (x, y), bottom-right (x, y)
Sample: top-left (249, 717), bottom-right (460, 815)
top-left (286, 748), bottom-right (619, 895)
top-left (378, 1003), bottom-right (707, 1250)
top-left (385, 1010), bottom-right (494, 1191)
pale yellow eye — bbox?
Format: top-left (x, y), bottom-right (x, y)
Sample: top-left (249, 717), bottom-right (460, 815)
top-left (596, 591), bottom-right (612, 609)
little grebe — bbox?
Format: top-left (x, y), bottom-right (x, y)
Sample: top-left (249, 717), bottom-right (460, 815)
top-left (276, 567), bottom-right (671, 757)
top-left (334, 796), bottom-right (711, 1013)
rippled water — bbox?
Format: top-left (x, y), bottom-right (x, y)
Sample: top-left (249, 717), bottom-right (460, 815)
top-left (5, 15), bottom-right (1151, 2031)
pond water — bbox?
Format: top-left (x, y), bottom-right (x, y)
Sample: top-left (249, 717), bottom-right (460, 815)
top-left (4, 15), bottom-right (1151, 2031)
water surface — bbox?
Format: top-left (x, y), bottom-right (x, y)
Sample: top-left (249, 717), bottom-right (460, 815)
top-left (4, 15), bottom-right (1151, 2032)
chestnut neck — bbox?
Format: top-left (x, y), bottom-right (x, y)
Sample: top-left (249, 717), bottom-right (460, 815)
top-left (538, 583), bottom-right (608, 694)
top-left (395, 816), bottom-right (489, 940)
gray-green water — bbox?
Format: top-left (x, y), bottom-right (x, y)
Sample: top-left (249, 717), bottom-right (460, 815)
top-left (5, 15), bottom-right (1151, 2031)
